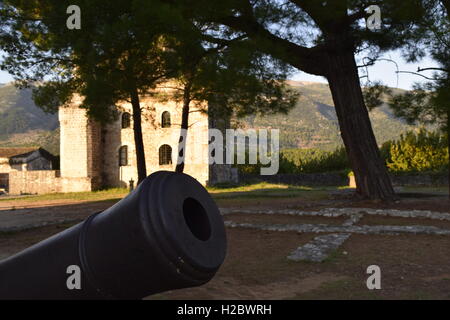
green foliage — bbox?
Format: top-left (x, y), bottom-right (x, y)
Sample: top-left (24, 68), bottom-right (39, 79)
top-left (237, 147), bottom-right (350, 175)
top-left (362, 81), bottom-right (393, 111)
top-left (386, 129), bottom-right (449, 173)
top-left (389, 83), bottom-right (449, 130)
top-left (1, 0), bottom-right (297, 122)
top-left (0, 0), bottom-right (185, 122)
top-left (238, 129), bottom-right (449, 175)
top-left (279, 148), bottom-right (349, 174)
top-left (386, 0), bottom-right (449, 193)
top-left (388, 0), bottom-right (449, 136)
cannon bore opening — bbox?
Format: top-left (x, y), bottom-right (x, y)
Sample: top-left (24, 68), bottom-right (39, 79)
top-left (182, 197), bottom-right (211, 241)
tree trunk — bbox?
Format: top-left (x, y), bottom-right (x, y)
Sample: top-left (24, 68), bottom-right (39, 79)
top-left (130, 88), bottom-right (147, 184)
top-left (447, 109), bottom-right (450, 199)
top-left (175, 83), bottom-right (191, 173)
top-left (325, 52), bottom-right (396, 200)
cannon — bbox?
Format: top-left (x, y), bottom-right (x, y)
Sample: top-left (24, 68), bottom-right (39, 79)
top-left (0, 171), bottom-right (227, 299)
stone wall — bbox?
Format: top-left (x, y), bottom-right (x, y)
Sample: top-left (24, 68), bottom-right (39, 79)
top-left (391, 173), bottom-right (448, 187)
top-left (59, 98), bottom-right (91, 179)
top-left (59, 97), bottom-right (105, 191)
top-left (8, 170), bottom-right (96, 195)
top-left (59, 177), bottom-right (95, 193)
top-left (9, 171), bottom-right (61, 195)
top-left (208, 164), bottom-right (239, 185)
top-left (87, 119), bottom-right (103, 189)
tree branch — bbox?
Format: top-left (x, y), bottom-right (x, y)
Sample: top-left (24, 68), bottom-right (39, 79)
top-left (396, 71), bottom-right (442, 81)
top-left (201, 34), bottom-right (248, 46)
top-left (417, 67), bottom-right (449, 73)
top-left (218, 14), bottom-right (326, 76)
top-left (358, 56), bottom-right (399, 87)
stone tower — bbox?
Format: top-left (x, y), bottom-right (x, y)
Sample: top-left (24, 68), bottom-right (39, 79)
top-left (58, 91), bottom-right (236, 192)
top-left (100, 96), bottom-right (210, 187)
top-left (59, 93), bottom-right (212, 190)
top-left (58, 96), bottom-right (103, 192)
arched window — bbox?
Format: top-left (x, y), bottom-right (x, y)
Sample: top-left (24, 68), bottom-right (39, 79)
top-left (161, 111), bottom-right (171, 128)
top-left (159, 144), bottom-right (172, 165)
top-left (119, 146), bottom-right (128, 166)
top-left (122, 112), bottom-right (131, 129)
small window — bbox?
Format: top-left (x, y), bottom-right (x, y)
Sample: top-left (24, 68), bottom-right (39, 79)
top-left (119, 146), bottom-right (128, 166)
top-left (122, 112), bottom-right (131, 129)
top-left (159, 144), bottom-right (172, 165)
top-left (161, 111), bottom-right (171, 128)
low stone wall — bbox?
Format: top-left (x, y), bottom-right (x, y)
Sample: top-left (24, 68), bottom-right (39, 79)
top-left (9, 171), bottom-right (96, 195)
top-left (240, 172), bottom-right (448, 187)
top-left (9, 171), bottom-right (61, 195)
top-left (391, 173), bottom-right (448, 187)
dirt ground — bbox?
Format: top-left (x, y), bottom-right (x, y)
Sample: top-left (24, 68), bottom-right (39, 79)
top-left (154, 230), bottom-right (450, 300)
top-left (223, 213), bottom-right (348, 225)
top-left (0, 191), bottom-right (449, 299)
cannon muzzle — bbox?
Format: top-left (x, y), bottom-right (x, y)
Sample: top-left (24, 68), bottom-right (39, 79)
top-left (0, 171), bottom-right (227, 299)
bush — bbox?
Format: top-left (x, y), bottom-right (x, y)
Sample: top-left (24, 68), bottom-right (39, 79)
top-left (279, 147), bottom-right (349, 173)
top-left (236, 129), bottom-right (448, 175)
top-left (386, 129), bottom-right (448, 173)
top-left (237, 147), bottom-right (350, 174)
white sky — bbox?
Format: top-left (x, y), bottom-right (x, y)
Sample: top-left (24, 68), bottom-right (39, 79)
top-left (0, 49), bottom-right (439, 90)
top-left (291, 50), bottom-right (439, 90)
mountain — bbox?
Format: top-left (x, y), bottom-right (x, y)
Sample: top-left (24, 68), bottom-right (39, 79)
top-left (238, 81), bottom-right (417, 150)
top-left (0, 81), bottom-right (419, 155)
top-left (0, 83), bottom-right (59, 154)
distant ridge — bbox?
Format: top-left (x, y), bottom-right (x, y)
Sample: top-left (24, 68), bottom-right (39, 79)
top-left (240, 81), bottom-right (416, 150)
top-left (0, 83), bottom-right (59, 154)
top-left (0, 81), bottom-right (417, 154)
top-left (286, 80), bottom-right (328, 87)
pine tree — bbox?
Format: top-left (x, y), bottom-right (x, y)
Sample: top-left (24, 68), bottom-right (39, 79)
top-left (1, 0), bottom-right (297, 180)
top-left (160, 38), bottom-right (298, 173)
top-left (171, 0), bottom-right (432, 200)
top-left (389, 0), bottom-right (450, 196)
top-left (0, 0), bottom-right (183, 184)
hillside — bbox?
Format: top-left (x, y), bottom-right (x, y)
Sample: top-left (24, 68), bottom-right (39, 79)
top-left (0, 83), bottom-right (59, 154)
top-left (239, 81), bottom-right (417, 150)
top-left (0, 81), bottom-right (418, 155)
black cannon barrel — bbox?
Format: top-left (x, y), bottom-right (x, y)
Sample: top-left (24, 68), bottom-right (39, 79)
top-left (0, 171), bottom-right (227, 299)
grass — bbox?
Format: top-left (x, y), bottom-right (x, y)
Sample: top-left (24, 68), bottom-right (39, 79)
top-left (208, 182), bottom-right (314, 193)
top-left (0, 188), bottom-right (128, 203)
top-left (0, 182), bottom-right (333, 205)
top-left (1, 181), bottom-right (446, 206)
top-left (209, 182), bottom-right (333, 201)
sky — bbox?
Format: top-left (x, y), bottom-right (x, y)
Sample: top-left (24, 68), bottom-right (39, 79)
top-left (290, 50), bottom-right (439, 90)
top-left (0, 49), bottom-right (439, 90)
